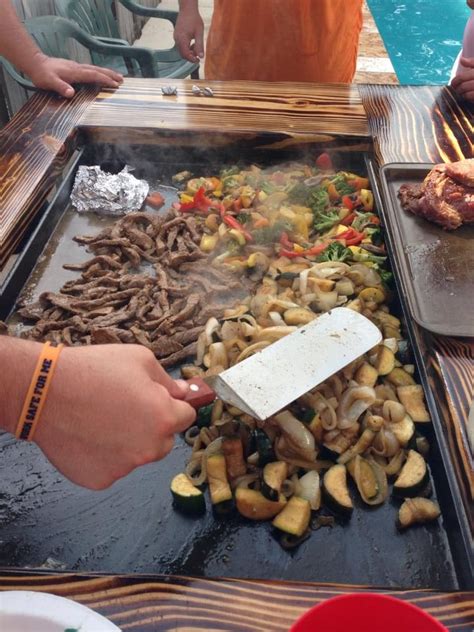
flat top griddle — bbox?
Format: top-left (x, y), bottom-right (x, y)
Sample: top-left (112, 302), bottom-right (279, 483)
top-left (0, 149), bottom-right (466, 590)
top-left (378, 163), bottom-right (474, 338)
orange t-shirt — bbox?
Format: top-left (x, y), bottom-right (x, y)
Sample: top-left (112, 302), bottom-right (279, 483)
top-left (205, 0), bottom-right (363, 83)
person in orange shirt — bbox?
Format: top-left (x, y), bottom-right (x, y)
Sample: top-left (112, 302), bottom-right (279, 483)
top-left (175, 0), bottom-right (363, 83)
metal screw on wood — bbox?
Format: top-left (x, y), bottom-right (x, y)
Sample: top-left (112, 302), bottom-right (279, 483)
top-left (161, 86), bottom-right (178, 96)
top-left (192, 85), bottom-right (214, 97)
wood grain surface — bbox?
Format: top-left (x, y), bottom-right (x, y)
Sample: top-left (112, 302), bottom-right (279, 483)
top-left (0, 87), bottom-right (98, 270)
top-left (0, 572), bottom-right (473, 631)
top-left (82, 79), bottom-right (369, 138)
top-left (358, 84), bottom-right (474, 165)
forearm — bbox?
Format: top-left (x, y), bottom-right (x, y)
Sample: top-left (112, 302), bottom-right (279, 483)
top-left (178, 0), bottom-right (200, 13)
top-left (0, 336), bottom-right (41, 435)
top-left (0, 1), bottom-right (46, 76)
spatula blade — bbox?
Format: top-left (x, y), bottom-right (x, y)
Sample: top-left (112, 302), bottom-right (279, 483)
top-left (209, 307), bottom-right (382, 421)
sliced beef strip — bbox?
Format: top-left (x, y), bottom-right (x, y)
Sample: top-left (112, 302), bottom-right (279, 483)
top-left (172, 326), bottom-right (203, 345)
top-left (151, 337), bottom-right (184, 358)
top-left (63, 255), bottom-right (122, 272)
top-left (90, 328), bottom-right (123, 345)
top-left (160, 342), bottom-right (197, 368)
top-left (166, 226), bottom-right (179, 250)
top-left (169, 249), bottom-right (205, 269)
top-left (17, 302), bottom-right (45, 321)
top-left (182, 215), bottom-right (201, 243)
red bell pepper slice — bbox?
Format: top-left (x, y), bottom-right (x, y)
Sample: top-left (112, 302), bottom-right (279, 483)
top-left (279, 232), bottom-right (295, 250)
top-left (179, 186), bottom-right (214, 214)
top-left (280, 242), bottom-right (328, 259)
top-left (315, 152), bottom-right (333, 170)
top-left (334, 227), bottom-right (365, 246)
top-left (280, 248), bottom-right (303, 259)
top-left (342, 196), bottom-right (355, 211)
top-left (341, 212), bottom-right (356, 226)
top-left (222, 215), bottom-right (253, 241)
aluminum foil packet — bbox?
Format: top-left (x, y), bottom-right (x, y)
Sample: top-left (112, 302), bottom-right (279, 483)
top-left (71, 165), bottom-right (149, 215)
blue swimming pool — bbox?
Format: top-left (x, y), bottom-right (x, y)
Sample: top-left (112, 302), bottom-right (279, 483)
top-left (367, 0), bottom-right (471, 84)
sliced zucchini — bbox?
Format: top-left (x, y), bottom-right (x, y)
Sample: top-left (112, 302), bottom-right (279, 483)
top-left (261, 461), bottom-right (288, 501)
top-left (397, 385), bottom-right (431, 423)
top-left (170, 473), bottom-right (205, 514)
top-left (251, 429), bottom-right (276, 466)
top-left (373, 345), bottom-right (396, 376)
top-left (322, 464), bottom-right (353, 516)
top-left (396, 339), bottom-right (413, 365)
top-left (321, 434), bottom-right (353, 460)
top-left (207, 455), bottom-right (233, 506)
top-left (222, 436), bottom-right (247, 480)
top-left (196, 403), bottom-right (213, 428)
top-left (235, 487), bottom-right (286, 520)
top-left (383, 325), bottom-right (403, 340)
top-left (389, 414), bottom-right (415, 448)
top-left (359, 286), bottom-right (385, 304)
top-left (397, 498), bottom-right (440, 529)
top-left (306, 412), bottom-right (324, 443)
top-left (337, 428), bottom-right (378, 465)
top-left (272, 496), bottom-right (311, 537)
top-left (347, 456), bottom-right (388, 506)
top-left (355, 362), bottom-right (379, 387)
top-left (393, 449), bottom-right (429, 498)
top-left (385, 368), bottom-right (416, 387)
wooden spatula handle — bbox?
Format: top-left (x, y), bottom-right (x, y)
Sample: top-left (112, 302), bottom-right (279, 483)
top-left (184, 377), bottom-right (216, 409)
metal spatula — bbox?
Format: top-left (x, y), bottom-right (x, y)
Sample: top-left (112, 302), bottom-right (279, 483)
top-left (184, 307), bottom-right (382, 420)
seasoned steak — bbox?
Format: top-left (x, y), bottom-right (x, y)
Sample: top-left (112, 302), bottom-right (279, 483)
top-left (399, 159), bottom-right (474, 230)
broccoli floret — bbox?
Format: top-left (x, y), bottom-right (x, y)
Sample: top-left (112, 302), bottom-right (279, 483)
top-left (236, 212), bottom-right (251, 224)
top-left (220, 165), bottom-right (240, 178)
top-left (350, 248), bottom-right (387, 267)
top-left (313, 209), bottom-right (340, 233)
top-left (317, 242), bottom-right (351, 262)
top-left (288, 182), bottom-right (310, 205)
top-left (379, 269), bottom-right (393, 287)
top-left (309, 188), bottom-right (330, 214)
top-left (330, 173), bottom-right (355, 197)
top-left (252, 220), bottom-right (291, 244)
top-left (366, 226), bottom-right (384, 247)
top-left (352, 212), bottom-right (376, 232)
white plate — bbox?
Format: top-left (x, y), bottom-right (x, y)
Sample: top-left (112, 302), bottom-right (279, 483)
top-left (0, 591), bottom-right (121, 632)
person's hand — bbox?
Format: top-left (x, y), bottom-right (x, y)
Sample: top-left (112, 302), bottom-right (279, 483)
top-left (34, 344), bottom-right (196, 490)
top-left (451, 56), bottom-right (474, 101)
top-left (174, 6), bottom-right (204, 63)
top-left (28, 54), bottom-right (123, 98)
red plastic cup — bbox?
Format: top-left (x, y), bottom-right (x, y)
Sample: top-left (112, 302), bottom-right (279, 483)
top-left (290, 593), bottom-right (448, 632)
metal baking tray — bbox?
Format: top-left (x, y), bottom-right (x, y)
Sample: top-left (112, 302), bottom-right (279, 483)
top-left (376, 163), bottom-right (474, 337)
top-left (0, 144), bottom-right (471, 589)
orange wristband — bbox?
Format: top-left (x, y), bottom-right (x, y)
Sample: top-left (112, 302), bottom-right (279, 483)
top-left (15, 341), bottom-right (63, 442)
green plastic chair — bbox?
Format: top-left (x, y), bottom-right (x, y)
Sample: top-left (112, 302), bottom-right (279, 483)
top-left (0, 15), bottom-right (156, 92)
top-left (55, 0), bottom-right (199, 79)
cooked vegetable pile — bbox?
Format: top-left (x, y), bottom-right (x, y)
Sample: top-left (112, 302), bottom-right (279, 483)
top-left (170, 154), bottom-right (440, 545)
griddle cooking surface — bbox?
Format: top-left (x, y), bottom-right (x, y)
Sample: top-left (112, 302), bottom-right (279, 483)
top-left (379, 163), bottom-right (474, 337)
top-left (0, 155), bottom-right (459, 589)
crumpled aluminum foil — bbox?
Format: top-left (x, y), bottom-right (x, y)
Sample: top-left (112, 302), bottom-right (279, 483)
top-left (71, 165), bottom-right (149, 215)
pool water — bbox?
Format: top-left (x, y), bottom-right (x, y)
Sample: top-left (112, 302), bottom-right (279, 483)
top-left (367, 0), bottom-right (471, 84)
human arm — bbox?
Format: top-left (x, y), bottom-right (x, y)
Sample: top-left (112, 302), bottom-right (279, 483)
top-left (0, 337), bottom-right (196, 490)
top-left (174, 0), bottom-right (205, 63)
top-left (451, 56), bottom-right (474, 101)
top-left (0, 0), bottom-right (122, 97)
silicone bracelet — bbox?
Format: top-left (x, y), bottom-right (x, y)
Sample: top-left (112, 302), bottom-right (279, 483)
top-left (15, 341), bottom-right (64, 442)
